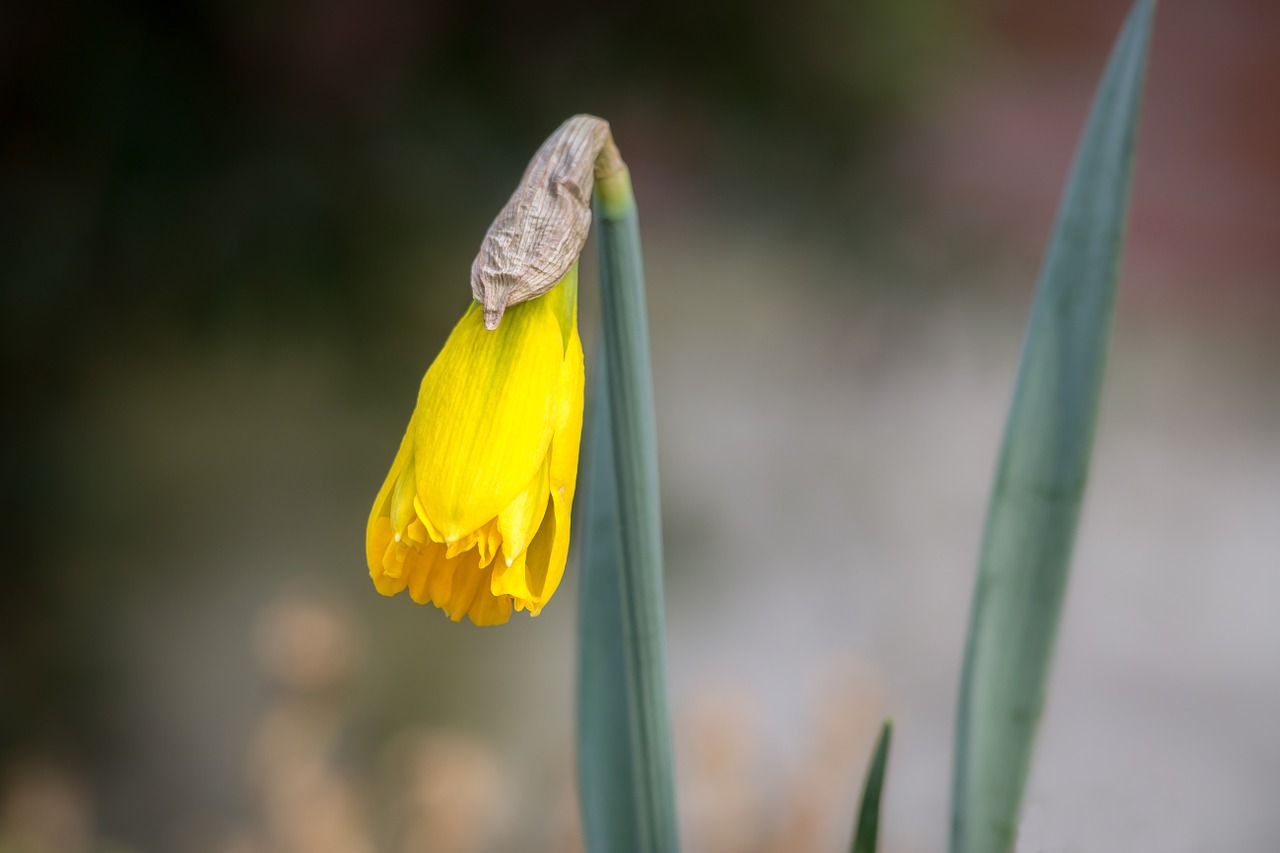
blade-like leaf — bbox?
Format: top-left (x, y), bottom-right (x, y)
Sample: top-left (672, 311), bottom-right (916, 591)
top-left (950, 3), bottom-right (1155, 852)
top-left (580, 164), bottom-right (679, 852)
top-left (851, 720), bottom-right (893, 853)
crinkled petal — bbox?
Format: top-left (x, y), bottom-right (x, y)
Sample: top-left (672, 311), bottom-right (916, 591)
top-left (405, 541), bottom-right (446, 605)
top-left (444, 517), bottom-right (501, 566)
top-left (442, 549), bottom-right (489, 622)
top-left (467, 589), bottom-right (513, 626)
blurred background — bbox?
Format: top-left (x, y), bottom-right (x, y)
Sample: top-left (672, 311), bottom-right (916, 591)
top-left (2, 0), bottom-right (1278, 850)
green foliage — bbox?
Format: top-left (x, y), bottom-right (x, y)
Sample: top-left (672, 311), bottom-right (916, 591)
top-left (949, 3), bottom-right (1156, 852)
top-left (851, 720), bottom-right (894, 853)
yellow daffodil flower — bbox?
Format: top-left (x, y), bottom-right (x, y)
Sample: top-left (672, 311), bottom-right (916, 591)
top-left (366, 265), bottom-right (584, 625)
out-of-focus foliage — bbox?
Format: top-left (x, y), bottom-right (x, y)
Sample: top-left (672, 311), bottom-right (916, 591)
top-left (950, 3), bottom-right (1154, 849)
top-left (850, 720), bottom-right (892, 853)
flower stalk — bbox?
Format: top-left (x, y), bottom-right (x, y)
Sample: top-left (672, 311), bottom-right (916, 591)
top-left (577, 366), bottom-right (640, 851)
top-left (579, 125), bottom-right (680, 853)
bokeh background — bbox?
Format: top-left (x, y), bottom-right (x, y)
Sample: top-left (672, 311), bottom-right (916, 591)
top-left (3, 0), bottom-right (1278, 851)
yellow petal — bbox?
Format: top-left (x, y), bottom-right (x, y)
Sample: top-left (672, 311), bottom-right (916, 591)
top-left (516, 492), bottom-right (567, 615)
top-left (497, 453), bottom-right (550, 566)
top-left (369, 519), bottom-right (410, 597)
top-left (368, 516), bottom-right (394, 582)
top-left (405, 517), bottom-right (430, 546)
top-left (411, 495), bottom-right (446, 543)
top-left (519, 308), bottom-right (585, 614)
top-left (424, 546), bottom-right (456, 607)
top-left (550, 315), bottom-right (585, 508)
top-left (389, 450), bottom-right (419, 537)
top-left (467, 589), bottom-right (513, 627)
top-left (405, 541), bottom-right (445, 605)
top-left (540, 262), bottom-right (578, 351)
top-left (373, 572), bottom-right (409, 597)
top-left (381, 537), bottom-right (408, 578)
top-left (365, 266), bottom-right (582, 625)
top-left (444, 518), bottom-right (501, 567)
top-left (442, 550), bottom-right (489, 622)
top-left (368, 516), bottom-right (392, 580)
top-left (488, 300), bottom-right (584, 612)
top-left (367, 424), bottom-right (413, 550)
top-left (413, 297), bottom-right (565, 542)
top-left (490, 540), bottom-right (534, 601)
top-left (489, 489), bottom-right (567, 615)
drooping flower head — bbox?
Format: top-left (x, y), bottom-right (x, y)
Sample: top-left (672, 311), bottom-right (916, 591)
top-left (366, 265), bottom-right (584, 625)
top-left (365, 115), bottom-right (620, 625)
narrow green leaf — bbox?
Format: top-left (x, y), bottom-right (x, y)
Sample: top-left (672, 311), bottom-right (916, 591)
top-left (586, 165), bottom-right (680, 852)
top-left (949, 3), bottom-right (1155, 852)
top-left (851, 720), bottom-right (893, 853)
top-left (577, 366), bottom-right (641, 852)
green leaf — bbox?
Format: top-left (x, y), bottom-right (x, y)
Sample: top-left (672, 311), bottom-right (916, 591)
top-left (576, 164), bottom-right (680, 852)
top-left (949, 3), bottom-right (1156, 852)
top-left (851, 720), bottom-right (893, 853)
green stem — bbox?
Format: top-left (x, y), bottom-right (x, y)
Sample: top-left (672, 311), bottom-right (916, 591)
top-left (591, 164), bottom-right (680, 853)
top-left (577, 365), bottom-right (641, 851)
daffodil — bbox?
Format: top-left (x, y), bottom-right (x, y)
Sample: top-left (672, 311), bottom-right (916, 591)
top-left (366, 265), bottom-right (584, 625)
